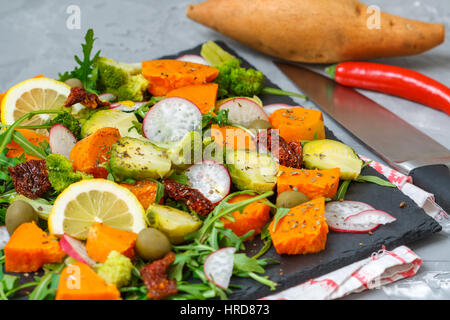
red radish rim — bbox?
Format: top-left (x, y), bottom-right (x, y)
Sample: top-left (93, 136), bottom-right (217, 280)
top-left (204, 247), bottom-right (236, 289)
top-left (59, 234), bottom-right (95, 266)
top-left (49, 124), bottom-right (77, 159)
top-left (176, 54), bottom-right (210, 65)
top-left (185, 160), bottom-right (231, 204)
top-left (325, 200), bottom-right (378, 233)
top-left (345, 209), bottom-right (397, 224)
top-left (219, 97), bottom-right (269, 126)
top-left (328, 224), bottom-right (380, 233)
top-left (142, 97), bottom-right (202, 142)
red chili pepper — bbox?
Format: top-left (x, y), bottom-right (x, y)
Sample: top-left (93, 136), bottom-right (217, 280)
top-left (326, 62), bottom-right (450, 115)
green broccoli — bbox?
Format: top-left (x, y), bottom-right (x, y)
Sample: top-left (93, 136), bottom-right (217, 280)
top-left (201, 41), bottom-right (306, 99)
top-left (95, 57), bottom-right (148, 101)
top-left (47, 112), bottom-right (82, 140)
top-left (45, 153), bottom-right (92, 192)
top-left (96, 251), bottom-right (133, 288)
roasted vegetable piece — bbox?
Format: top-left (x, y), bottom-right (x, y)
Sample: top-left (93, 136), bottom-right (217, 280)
top-left (141, 59), bottom-right (219, 96)
top-left (269, 108), bottom-right (325, 143)
top-left (109, 137), bottom-right (172, 181)
top-left (162, 179), bottom-right (215, 217)
top-left (56, 262), bottom-right (121, 300)
top-left (269, 197), bottom-right (328, 255)
top-left (256, 129), bottom-right (302, 168)
top-left (8, 159), bottom-right (52, 199)
top-left (96, 250), bottom-right (133, 288)
top-left (140, 252), bottom-right (177, 300)
top-left (80, 109), bottom-right (141, 138)
top-left (225, 149), bottom-right (277, 192)
top-left (120, 180), bottom-right (160, 209)
top-left (46, 153), bottom-right (93, 192)
top-left (220, 194), bottom-right (271, 240)
top-left (166, 83), bottom-right (219, 114)
top-left (146, 203), bottom-right (202, 244)
top-left (4, 222), bottom-right (66, 272)
top-left (135, 228), bottom-right (172, 261)
top-left (277, 165), bottom-right (340, 200)
top-left (210, 124), bottom-right (256, 151)
top-left (85, 222), bottom-right (138, 263)
top-left (95, 56), bottom-right (147, 101)
top-left (70, 127), bottom-right (121, 179)
top-left (302, 139), bottom-right (363, 180)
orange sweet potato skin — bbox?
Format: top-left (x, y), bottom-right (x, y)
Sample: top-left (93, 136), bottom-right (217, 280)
top-left (56, 262), bottom-right (121, 300)
top-left (269, 108), bottom-right (325, 143)
top-left (187, 0), bottom-right (445, 63)
top-left (121, 180), bottom-right (160, 209)
top-left (269, 197), bottom-right (328, 255)
top-left (142, 60), bottom-right (219, 96)
top-left (4, 222), bottom-right (66, 273)
top-left (166, 83), bottom-right (218, 114)
top-left (6, 129), bottom-right (49, 161)
top-left (277, 165), bottom-right (340, 200)
top-left (220, 194), bottom-right (271, 240)
top-left (70, 127), bottom-right (121, 179)
top-left (85, 223), bottom-right (137, 263)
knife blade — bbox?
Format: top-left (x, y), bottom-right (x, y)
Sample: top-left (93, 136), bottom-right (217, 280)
top-left (275, 61), bottom-right (450, 212)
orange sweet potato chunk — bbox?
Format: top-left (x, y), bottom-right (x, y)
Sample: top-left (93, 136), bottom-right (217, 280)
top-left (166, 83), bottom-right (218, 114)
top-left (4, 222), bottom-right (66, 272)
top-left (277, 165), bottom-right (340, 200)
top-left (85, 223), bottom-right (137, 263)
top-left (269, 197), bottom-right (328, 255)
top-left (269, 108), bottom-right (325, 143)
top-left (142, 60), bottom-right (219, 96)
top-left (220, 194), bottom-right (271, 240)
top-left (6, 129), bottom-right (49, 161)
top-left (121, 180), bottom-right (160, 209)
top-left (56, 262), bottom-right (121, 300)
top-left (210, 124), bottom-right (256, 151)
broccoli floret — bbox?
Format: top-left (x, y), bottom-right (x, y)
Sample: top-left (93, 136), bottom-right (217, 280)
top-left (47, 112), bottom-right (82, 140)
top-left (96, 251), bottom-right (133, 288)
top-left (45, 154), bottom-right (92, 192)
top-left (95, 57), bottom-right (147, 101)
top-left (201, 41), bottom-right (306, 99)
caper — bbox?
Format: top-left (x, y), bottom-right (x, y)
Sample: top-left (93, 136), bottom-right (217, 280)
top-left (64, 78), bottom-right (83, 88)
top-left (5, 200), bottom-right (38, 235)
top-left (276, 191), bottom-right (310, 208)
top-left (135, 228), bottom-right (172, 261)
top-left (249, 119), bottom-right (273, 130)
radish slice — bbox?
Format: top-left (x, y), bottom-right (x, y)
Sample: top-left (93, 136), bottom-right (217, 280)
top-left (59, 234), bottom-right (95, 266)
top-left (263, 104), bottom-right (302, 116)
top-left (219, 98), bottom-right (269, 128)
top-left (98, 93), bottom-right (117, 102)
top-left (204, 247), bottom-right (236, 289)
top-left (325, 201), bottom-right (379, 233)
top-left (346, 209), bottom-right (397, 226)
top-left (143, 97), bottom-right (202, 142)
top-left (49, 124), bottom-right (77, 159)
top-left (110, 101), bottom-right (147, 112)
top-left (0, 226), bottom-right (10, 250)
top-left (176, 54), bottom-right (210, 65)
top-left (185, 160), bottom-right (231, 204)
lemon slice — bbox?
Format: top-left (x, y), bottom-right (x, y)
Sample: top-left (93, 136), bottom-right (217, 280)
top-left (48, 179), bottom-right (146, 239)
top-left (1, 77), bottom-right (70, 126)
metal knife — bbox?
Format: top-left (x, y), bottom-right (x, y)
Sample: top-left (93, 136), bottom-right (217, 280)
top-left (275, 61), bottom-right (450, 212)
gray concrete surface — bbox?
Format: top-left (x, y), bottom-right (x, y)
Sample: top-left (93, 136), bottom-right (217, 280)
top-left (0, 0), bottom-right (449, 300)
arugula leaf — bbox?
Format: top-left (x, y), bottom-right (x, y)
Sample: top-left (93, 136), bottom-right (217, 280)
top-left (202, 109), bottom-right (229, 129)
top-left (271, 207), bottom-right (290, 232)
top-left (58, 29), bottom-right (100, 93)
top-left (355, 175), bottom-right (396, 187)
top-left (335, 179), bottom-right (351, 201)
top-left (234, 253), bottom-right (265, 274)
top-left (12, 130), bottom-right (48, 159)
top-left (168, 171), bottom-right (189, 185)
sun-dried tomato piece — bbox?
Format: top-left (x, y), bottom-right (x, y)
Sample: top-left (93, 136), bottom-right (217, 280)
top-left (64, 87), bottom-right (110, 109)
top-left (163, 179), bottom-right (215, 216)
top-left (8, 160), bottom-right (51, 199)
top-left (140, 252), bottom-right (178, 300)
top-left (256, 129), bottom-right (302, 169)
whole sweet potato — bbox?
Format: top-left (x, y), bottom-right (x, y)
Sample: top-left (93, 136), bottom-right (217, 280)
top-left (187, 0), bottom-right (445, 63)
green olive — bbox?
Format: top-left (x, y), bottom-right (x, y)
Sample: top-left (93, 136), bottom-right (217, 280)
top-left (64, 78), bottom-right (83, 88)
top-left (276, 191), bottom-right (310, 209)
top-left (135, 228), bottom-right (172, 261)
top-left (249, 119), bottom-right (273, 130)
top-left (5, 200), bottom-right (38, 235)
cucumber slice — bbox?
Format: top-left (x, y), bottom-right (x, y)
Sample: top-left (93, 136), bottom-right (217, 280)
top-left (146, 204), bottom-right (202, 244)
top-left (302, 139), bottom-right (363, 180)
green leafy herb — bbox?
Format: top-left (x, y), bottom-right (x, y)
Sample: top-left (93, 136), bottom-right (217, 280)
top-left (202, 109), bottom-right (229, 129)
top-left (355, 175), bottom-right (396, 188)
top-left (271, 207), bottom-right (290, 232)
top-left (168, 171), bottom-right (189, 185)
top-left (58, 29), bottom-right (100, 93)
top-left (335, 179), bottom-right (351, 201)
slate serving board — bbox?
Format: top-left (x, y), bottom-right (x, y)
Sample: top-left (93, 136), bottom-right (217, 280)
top-left (163, 42), bottom-right (442, 300)
top-left (6, 41), bottom-right (441, 300)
